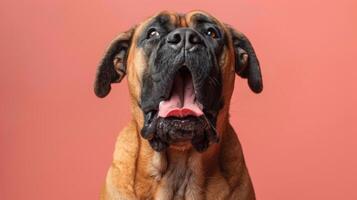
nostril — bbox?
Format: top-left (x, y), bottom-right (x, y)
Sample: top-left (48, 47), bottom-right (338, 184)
top-left (168, 33), bottom-right (181, 44)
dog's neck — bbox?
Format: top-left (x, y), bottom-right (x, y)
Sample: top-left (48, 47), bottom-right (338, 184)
top-left (146, 138), bottom-right (220, 199)
top-left (149, 143), bottom-right (220, 177)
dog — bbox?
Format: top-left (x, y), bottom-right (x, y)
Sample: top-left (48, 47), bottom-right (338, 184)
top-left (94, 10), bottom-right (263, 200)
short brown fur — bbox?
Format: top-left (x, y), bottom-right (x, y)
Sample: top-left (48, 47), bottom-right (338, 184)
top-left (100, 11), bottom-right (256, 200)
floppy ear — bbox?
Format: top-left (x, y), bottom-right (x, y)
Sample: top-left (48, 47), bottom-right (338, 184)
top-left (227, 25), bottom-right (263, 93)
top-left (94, 28), bottom-right (135, 98)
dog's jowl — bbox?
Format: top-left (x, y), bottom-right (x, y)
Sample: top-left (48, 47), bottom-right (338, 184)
top-left (95, 11), bottom-right (263, 200)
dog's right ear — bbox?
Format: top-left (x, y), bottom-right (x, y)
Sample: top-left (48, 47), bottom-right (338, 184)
top-left (94, 27), bottom-right (135, 98)
top-left (226, 25), bottom-right (263, 93)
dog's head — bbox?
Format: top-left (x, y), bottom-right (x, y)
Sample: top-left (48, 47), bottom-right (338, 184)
top-left (94, 11), bottom-right (263, 152)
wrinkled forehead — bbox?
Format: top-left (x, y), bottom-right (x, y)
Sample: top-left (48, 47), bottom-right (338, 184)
top-left (133, 11), bottom-right (225, 38)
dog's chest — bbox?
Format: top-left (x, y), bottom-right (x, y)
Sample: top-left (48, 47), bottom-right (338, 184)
top-left (150, 151), bottom-right (204, 200)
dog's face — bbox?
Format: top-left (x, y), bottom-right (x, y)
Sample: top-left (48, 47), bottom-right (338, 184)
top-left (94, 11), bottom-right (263, 152)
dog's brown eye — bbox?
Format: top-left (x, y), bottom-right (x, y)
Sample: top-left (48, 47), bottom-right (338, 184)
top-left (148, 29), bottom-right (160, 39)
top-left (206, 28), bottom-right (218, 38)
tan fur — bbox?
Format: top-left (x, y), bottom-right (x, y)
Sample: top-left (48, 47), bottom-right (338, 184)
top-left (101, 11), bottom-right (255, 200)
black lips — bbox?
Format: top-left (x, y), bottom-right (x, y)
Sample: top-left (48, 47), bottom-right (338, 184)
top-left (141, 112), bottom-right (219, 152)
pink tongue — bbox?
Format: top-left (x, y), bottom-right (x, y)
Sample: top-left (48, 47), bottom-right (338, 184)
top-left (158, 72), bottom-right (203, 118)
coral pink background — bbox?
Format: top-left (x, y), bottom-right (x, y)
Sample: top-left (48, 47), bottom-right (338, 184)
top-left (1, 0), bottom-right (357, 199)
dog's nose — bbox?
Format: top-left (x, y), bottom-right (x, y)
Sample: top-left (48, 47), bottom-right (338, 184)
top-left (166, 28), bottom-right (202, 50)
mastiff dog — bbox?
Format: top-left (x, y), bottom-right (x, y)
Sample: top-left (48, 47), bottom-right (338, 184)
top-left (94, 10), bottom-right (263, 200)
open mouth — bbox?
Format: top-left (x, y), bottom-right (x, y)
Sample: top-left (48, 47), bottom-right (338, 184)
top-left (158, 66), bottom-right (203, 118)
top-left (141, 66), bottom-right (220, 152)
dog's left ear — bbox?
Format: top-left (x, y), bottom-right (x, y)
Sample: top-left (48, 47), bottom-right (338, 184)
top-left (227, 25), bottom-right (263, 93)
top-left (94, 27), bottom-right (135, 98)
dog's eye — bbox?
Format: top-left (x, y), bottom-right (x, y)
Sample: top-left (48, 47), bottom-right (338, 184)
top-left (205, 28), bottom-right (219, 39)
top-left (147, 29), bottom-right (160, 39)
